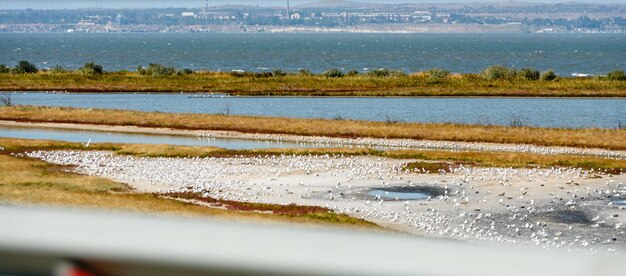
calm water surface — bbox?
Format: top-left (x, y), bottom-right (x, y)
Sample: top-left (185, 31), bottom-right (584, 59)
top-left (8, 93), bottom-right (626, 128)
top-left (367, 189), bottom-right (429, 201)
top-left (0, 125), bottom-right (317, 149)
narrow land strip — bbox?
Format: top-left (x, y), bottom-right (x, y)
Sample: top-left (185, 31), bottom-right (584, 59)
top-left (1, 71), bottom-right (625, 97)
top-left (1, 106), bottom-right (625, 150)
top-left (2, 120), bottom-right (625, 159)
top-left (2, 138), bottom-right (625, 173)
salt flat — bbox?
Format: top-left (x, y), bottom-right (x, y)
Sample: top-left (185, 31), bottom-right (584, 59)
top-left (24, 150), bottom-right (626, 254)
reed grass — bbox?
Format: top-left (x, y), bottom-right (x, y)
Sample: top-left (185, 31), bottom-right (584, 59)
top-left (1, 71), bottom-right (625, 96)
top-left (1, 106), bottom-right (625, 150)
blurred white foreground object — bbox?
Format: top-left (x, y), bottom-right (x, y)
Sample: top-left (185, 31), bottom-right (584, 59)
top-left (0, 205), bottom-right (624, 276)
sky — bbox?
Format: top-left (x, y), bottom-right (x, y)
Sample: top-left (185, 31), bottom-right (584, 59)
top-left (2, 0), bottom-right (624, 10)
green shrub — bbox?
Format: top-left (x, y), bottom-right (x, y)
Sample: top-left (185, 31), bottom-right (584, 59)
top-left (255, 71), bottom-right (274, 78)
top-left (517, 68), bottom-right (540, 81)
top-left (11, 60), bottom-right (38, 74)
top-left (367, 69), bottom-right (390, 77)
top-left (49, 65), bottom-right (67, 74)
top-left (540, 69), bottom-right (558, 81)
top-left (272, 69), bottom-right (287, 77)
top-left (481, 65), bottom-right (515, 80)
top-left (323, 69), bottom-right (344, 78)
top-left (178, 68), bottom-right (194, 75)
top-left (0, 64), bottom-right (9, 73)
top-left (346, 70), bottom-right (360, 76)
top-left (366, 68), bottom-right (405, 78)
top-left (139, 63), bottom-right (176, 76)
top-left (426, 68), bottom-right (450, 83)
top-left (78, 62), bottom-right (103, 75)
top-left (607, 70), bottom-right (626, 81)
top-left (395, 71), bottom-right (407, 77)
top-left (230, 70), bottom-right (250, 77)
top-left (298, 69), bottom-right (313, 76)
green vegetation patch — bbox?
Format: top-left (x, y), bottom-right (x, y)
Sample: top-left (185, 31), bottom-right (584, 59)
top-left (0, 61), bottom-right (625, 96)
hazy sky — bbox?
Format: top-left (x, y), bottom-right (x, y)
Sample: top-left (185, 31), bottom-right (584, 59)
top-left (2, 0), bottom-right (623, 10)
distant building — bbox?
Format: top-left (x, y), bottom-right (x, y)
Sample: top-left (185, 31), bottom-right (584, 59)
top-left (199, 12), bottom-right (236, 20)
top-left (77, 20), bottom-right (95, 26)
top-left (181, 12), bottom-right (195, 17)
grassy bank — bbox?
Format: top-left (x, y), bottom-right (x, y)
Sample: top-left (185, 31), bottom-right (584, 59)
top-left (1, 106), bottom-right (625, 150)
top-left (2, 138), bottom-right (625, 173)
top-left (1, 70), bottom-right (626, 97)
top-left (166, 192), bottom-right (362, 223)
top-left (0, 140), bottom-right (376, 227)
top-left (392, 150), bottom-right (626, 174)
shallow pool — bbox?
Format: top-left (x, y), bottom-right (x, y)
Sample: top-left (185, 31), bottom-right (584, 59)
top-left (365, 185), bottom-right (450, 201)
top-left (0, 125), bottom-right (319, 150)
top-left (367, 189), bottom-right (429, 201)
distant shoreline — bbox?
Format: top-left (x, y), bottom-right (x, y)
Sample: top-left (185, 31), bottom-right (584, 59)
top-left (4, 91), bottom-right (626, 99)
top-left (0, 23), bottom-right (623, 34)
top-left (2, 30), bottom-right (625, 34)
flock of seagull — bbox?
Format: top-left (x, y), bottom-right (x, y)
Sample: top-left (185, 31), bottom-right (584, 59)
top-left (23, 150), bottom-right (626, 254)
top-left (198, 131), bottom-right (626, 159)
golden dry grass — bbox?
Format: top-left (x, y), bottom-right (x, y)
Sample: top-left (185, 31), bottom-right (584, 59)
top-left (1, 106), bottom-right (625, 150)
top-left (112, 144), bottom-right (223, 157)
top-left (0, 138), bottom-right (219, 157)
top-left (1, 71), bottom-right (625, 97)
top-left (385, 150), bottom-right (626, 173)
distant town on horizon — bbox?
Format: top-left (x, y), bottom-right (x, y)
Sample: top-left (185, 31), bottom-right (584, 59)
top-left (1, 1), bottom-right (625, 33)
top-left (6, 0), bottom-right (626, 9)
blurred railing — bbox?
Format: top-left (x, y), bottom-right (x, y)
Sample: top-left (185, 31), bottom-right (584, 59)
top-left (0, 206), bottom-right (624, 276)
